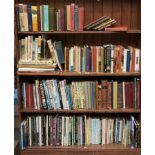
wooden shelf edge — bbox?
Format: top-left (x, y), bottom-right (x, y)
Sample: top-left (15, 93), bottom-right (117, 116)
top-left (18, 30), bottom-right (141, 35)
top-left (20, 144), bottom-right (141, 151)
top-left (20, 109), bottom-right (141, 114)
top-left (17, 71), bottom-right (141, 76)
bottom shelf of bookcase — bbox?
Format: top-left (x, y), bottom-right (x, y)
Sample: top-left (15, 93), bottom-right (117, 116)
top-left (20, 145), bottom-right (141, 155)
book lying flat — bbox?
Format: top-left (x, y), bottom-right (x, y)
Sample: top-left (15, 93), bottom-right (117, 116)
top-left (105, 26), bottom-right (128, 31)
top-left (18, 68), bottom-right (55, 72)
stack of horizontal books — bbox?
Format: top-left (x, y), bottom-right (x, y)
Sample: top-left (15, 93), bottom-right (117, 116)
top-left (84, 16), bottom-right (116, 31)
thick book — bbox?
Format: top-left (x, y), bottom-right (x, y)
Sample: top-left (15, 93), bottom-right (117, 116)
top-left (70, 3), bottom-right (75, 31)
top-left (31, 6), bottom-right (38, 31)
top-left (105, 26), bottom-right (128, 32)
top-left (78, 7), bottom-right (84, 31)
top-left (42, 5), bottom-right (49, 31)
top-left (27, 4), bottom-right (32, 31)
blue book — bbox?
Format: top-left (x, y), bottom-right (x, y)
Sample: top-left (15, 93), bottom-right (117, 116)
top-left (42, 80), bottom-right (51, 110)
top-left (20, 124), bottom-right (23, 149)
top-left (74, 5), bottom-right (78, 31)
top-left (126, 49), bottom-right (130, 72)
top-left (27, 4), bottom-right (32, 31)
top-left (53, 80), bottom-right (61, 109)
top-left (126, 120), bottom-right (129, 145)
top-left (55, 41), bottom-right (64, 64)
top-left (43, 5), bottom-right (49, 31)
top-left (86, 46), bottom-right (89, 72)
top-left (66, 85), bottom-right (72, 110)
top-left (82, 48), bottom-right (85, 72)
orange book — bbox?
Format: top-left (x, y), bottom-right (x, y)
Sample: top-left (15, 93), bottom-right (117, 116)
top-left (31, 6), bottom-right (38, 31)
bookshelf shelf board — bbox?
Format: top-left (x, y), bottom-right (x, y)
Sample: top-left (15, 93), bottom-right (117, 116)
top-left (17, 71), bottom-right (141, 77)
top-left (20, 109), bottom-right (140, 114)
top-left (20, 145), bottom-right (140, 155)
top-left (18, 30), bottom-right (141, 35)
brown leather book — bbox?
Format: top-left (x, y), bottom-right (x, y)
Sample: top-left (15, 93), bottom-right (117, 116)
top-left (78, 7), bottom-right (84, 31)
top-left (107, 81), bottom-right (112, 109)
top-left (102, 80), bottom-right (108, 109)
top-left (97, 83), bottom-right (102, 109)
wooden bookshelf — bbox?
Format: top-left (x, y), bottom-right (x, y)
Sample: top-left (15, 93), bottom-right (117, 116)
top-left (20, 109), bottom-right (141, 114)
top-left (18, 30), bottom-right (141, 35)
top-left (15, 0), bottom-right (141, 155)
top-left (21, 145), bottom-right (140, 155)
top-left (17, 71), bottom-right (141, 77)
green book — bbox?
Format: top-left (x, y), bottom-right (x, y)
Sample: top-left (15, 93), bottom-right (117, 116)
top-left (49, 7), bottom-right (54, 31)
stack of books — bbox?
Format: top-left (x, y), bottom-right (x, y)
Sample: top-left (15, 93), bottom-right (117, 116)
top-left (15, 3), bottom-right (84, 32)
top-left (18, 36), bottom-right (64, 72)
top-left (20, 115), bottom-right (140, 149)
top-left (84, 16), bottom-right (116, 31)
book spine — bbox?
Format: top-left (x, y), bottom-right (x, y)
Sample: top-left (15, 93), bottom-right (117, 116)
top-left (15, 4), bottom-right (21, 32)
top-left (78, 7), bottom-right (84, 31)
top-left (74, 5), bottom-right (78, 31)
top-left (43, 5), bottom-right (49, 31)
top-left (31, 6), bottom-right (38, 31)
top-left (70, 3), bottom-right (75, 32)
top-left (37, 6), bottom-right (41, 31)
top-left (61, 8), bottom-right (64, 31)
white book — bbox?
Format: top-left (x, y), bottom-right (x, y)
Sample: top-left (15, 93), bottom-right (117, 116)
top-left (18, 68), bottom-right (55, 72)
top-left (123, 49), bottom-right (127, 72)
top-left (46, 115), bottom-right (49, 146)
top-left (33, 85), bottom-right (37, 109)
top-left (135, 48), bottom-right (140, 72)
top-left (102, 118), bottom-right (106, 144)
top-left (31, 41), bottom-right (36, 61)
top-left (70, 47), bottom-right (74, 71)
top-left (35, 80), bottom-right (40, 110)
top-left (35, 38), bottom-right (38, 61)
top-left (122, 82), bottom-right (125, 109)
top-left (36, 116), bottom-right (39, 145)
top-left (27, 36), bottom-right (31, 61)
top-left (22, 12), bottom-right (29, 31)
top-left (38, 116), bottom-right (43, 146)
top-left (24, 37), bottom-right (28, 60)
top-left (61, 116), bottom-right (64, 146)
top-left (28, 116), bottom-right (32, 146)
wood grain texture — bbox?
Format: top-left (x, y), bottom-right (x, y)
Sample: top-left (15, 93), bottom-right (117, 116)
top-left (20, 109), bottom-right (141, 114)
top-left (20, 145), bottom-right (140, 155)
top-left (17, 71), bottom-right (141, 76)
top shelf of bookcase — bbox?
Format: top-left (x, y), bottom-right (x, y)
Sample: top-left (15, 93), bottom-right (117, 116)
top-left (18, 30), bottom-right (141, 35)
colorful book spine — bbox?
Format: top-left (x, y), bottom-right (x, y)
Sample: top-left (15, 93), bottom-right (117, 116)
top-left (31, 6), bottom-right (38, 31)
top-left (43, 5), bottom-right (49, 31)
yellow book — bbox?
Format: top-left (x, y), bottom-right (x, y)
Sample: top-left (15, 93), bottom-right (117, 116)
top-left (31, 6), bottom-right (38, 31)
top-left (113, 81), bottom-right (118, 109)
top-left (67, 5), bottom-right (71, 31)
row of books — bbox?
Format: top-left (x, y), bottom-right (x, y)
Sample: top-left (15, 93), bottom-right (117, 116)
top-left (18, 36), bottom-right (64, 71)
top-left (18, 36), bottom-right (140, 73)
top-left (15, 3), bottom-right (84, 32)
top-left (21, 78), bottom-right (140, 110)
top-left (20, 115), bottom-right (140, 149)
top-left (64, 45), bottom-right (140, 73)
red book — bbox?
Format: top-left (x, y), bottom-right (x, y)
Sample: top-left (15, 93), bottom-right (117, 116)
top-left (105, 26), bottom-right (128, 32)
top-left (125, 82), bottom-right (129, 109)
top-left (61, 8), bottom-right (64, 31)
top-left (26, 83), bottom-right (29, 109)
top-left (94, 47), bottom-right (97, 72)
top-left (78, 7), bottom-right (84, 31)
top-left (136, 79), bottom-right (141, 109)
top-left (70, 3), bottom-right (75, 31)
top-left (29, 84), bottom-right (34, 109)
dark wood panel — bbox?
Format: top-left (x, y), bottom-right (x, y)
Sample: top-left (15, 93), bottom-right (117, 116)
top-left (103, 0), bottom-right (112, 17)
top-left (121, 0), bottom-right (131, 29)
top-left (112, 0), bottom-right (121, 26)
top-left (84, 0), bottom-right (93, 26)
